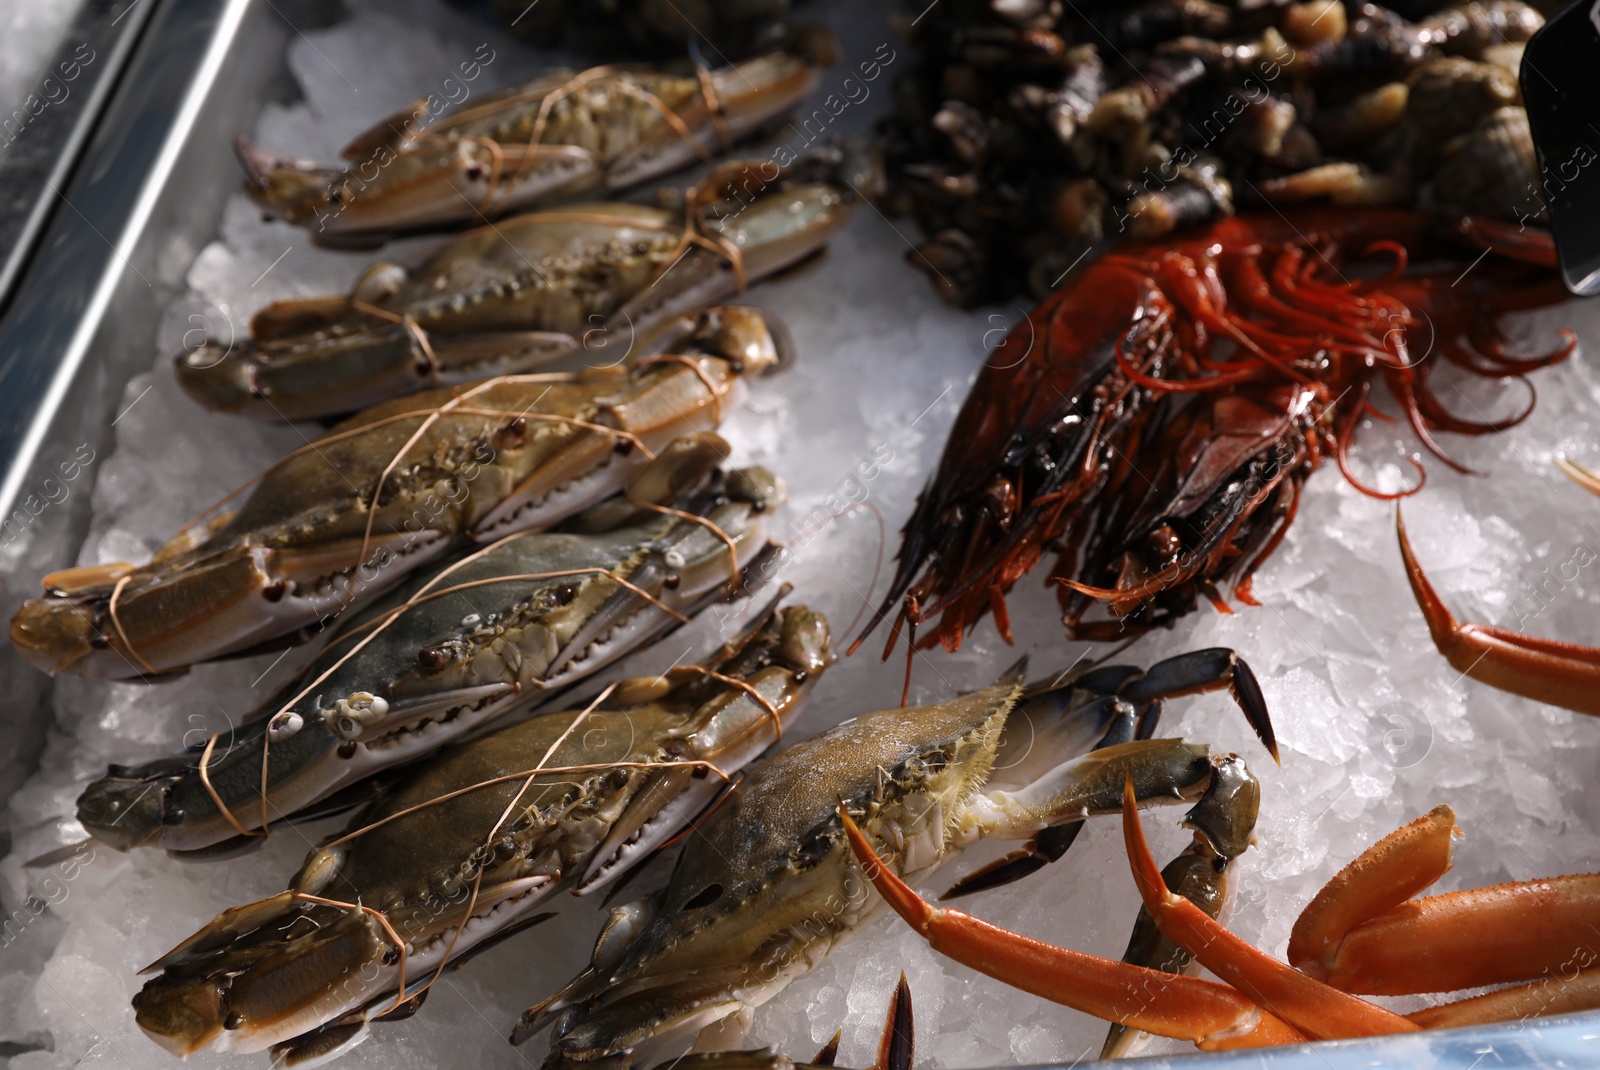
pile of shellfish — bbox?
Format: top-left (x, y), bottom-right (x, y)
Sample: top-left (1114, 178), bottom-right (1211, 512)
top-left (880, 0), bottom-right (1557, 303)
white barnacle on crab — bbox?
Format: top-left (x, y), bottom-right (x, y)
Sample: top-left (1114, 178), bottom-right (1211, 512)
top-left (324, 692), bottom-right (391, 740)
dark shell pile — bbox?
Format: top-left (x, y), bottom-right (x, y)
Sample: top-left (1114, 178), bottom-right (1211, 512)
top-left (879, 0), bottom-right (1559, 304)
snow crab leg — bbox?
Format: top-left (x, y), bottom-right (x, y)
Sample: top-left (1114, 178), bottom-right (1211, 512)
top-left (847, 782), bottom-right (1600, 1052)
top-left (1397, 483), bottom-right (1600, 717)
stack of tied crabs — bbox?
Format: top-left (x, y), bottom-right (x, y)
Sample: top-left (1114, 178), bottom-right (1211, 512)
top-left (7, 12), bottom-right (1600, 1070)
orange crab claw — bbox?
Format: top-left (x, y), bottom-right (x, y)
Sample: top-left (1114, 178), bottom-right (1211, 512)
top-left (1285, 801), bottom-right (1600, 998)
top-left (836, 805), bottom-right (1306, 1050)
top-left (1305, 872), bottom-right (1600, 996)
top-left (1397, 506), bottom-right (1600, 716)
top-left (1119, 777), bottom-right (1419, 1041)
top-left (1288, 805), bottom-right (1460, 979)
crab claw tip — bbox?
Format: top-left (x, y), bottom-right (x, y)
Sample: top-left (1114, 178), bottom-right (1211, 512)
top-left (839, 804), bottom-right (932, 930)
top-left (1120, 773), bottom-right (1168, 911)
top-left (1557, 457), bottom-right (1600, 498)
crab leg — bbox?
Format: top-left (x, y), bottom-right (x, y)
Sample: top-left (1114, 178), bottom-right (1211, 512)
top-left (1102, 755), bottom-right (1260, 1058)
top-left (1288, 805), bottom-right (1459, 979)
top-left (838, 806), bottom-right (1307, 1050)
top-left (1303, 875), bottom-right (1600, 995)
top-left (945, 651), bottom-right (1276, 899)
top-left (1397, 507), bottom-right (1600, 716)
top-left (1406, 965), bottom-right (1600, 1028)
top-left (875, 973), bottom-right (914, 1070)
top-left (1288, 802), bottom-right (1600, 996)
top-left (1119, 778), bottom-right (1420, 1040)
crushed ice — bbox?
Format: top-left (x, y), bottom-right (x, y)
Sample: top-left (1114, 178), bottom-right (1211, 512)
top-left (5, 0), bottom-right (1600, 1067)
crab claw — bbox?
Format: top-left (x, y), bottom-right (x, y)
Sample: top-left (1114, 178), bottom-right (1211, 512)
top-left (235, 136), bottom-right (347, 227)
top-left (1397, 505), bottom-right (1600, 716)
top-left (1287, 805), bottom-right (1459, 981)
top-left (941, 650), bottom-right (1278, 901)
top-left (837, 804), bottom-right (1306, 1050)
top-left (1287, 803), bottom-right (1600, 997)
top-left (1119, 775), bottom-right (1418, 1040)
top-left (133, 894), bottom-right (390, 1056)
top-left (1101, 754), bottom-right (1261, 1058)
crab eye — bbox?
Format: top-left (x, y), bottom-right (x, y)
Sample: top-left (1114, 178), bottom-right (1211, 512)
top-left (796, 830), bottom-right (831, 867)
top-left (681, 883), bottom-right (724, 910)
top-left (536, 584), bottom-right (575, 611)
top-left (159, 785), bottom-right (184, 825)
top-left (418, 644), bottom-right (456, 672)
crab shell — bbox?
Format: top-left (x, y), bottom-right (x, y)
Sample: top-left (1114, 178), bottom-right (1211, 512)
top-left (177, 173), bottom-right (849, 421)
top-left (11, 306), bottom-right (784, 679)
top-left (130, 604), bottom-right (834, 1061)
top-left (240, 49), bottom-right (825, 239)
top-left (528, 674), bottom-right (1232, 1069)
top-left (76, 448), bottom-right (784, 854)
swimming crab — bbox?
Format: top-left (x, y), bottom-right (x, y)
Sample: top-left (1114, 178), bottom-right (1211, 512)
top-left (11, 305), bottom-right (782, 679)
top-left (76, 440), bottom-right (780, 853)
top-left (239, 47), bottom-right (826, 243)
top-left (182, 150), bottom-right (866, 420)
top-left (518, 648), bottom-right (1276, 1068)
top-left (130, 596), bottom-right (832, 1064)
